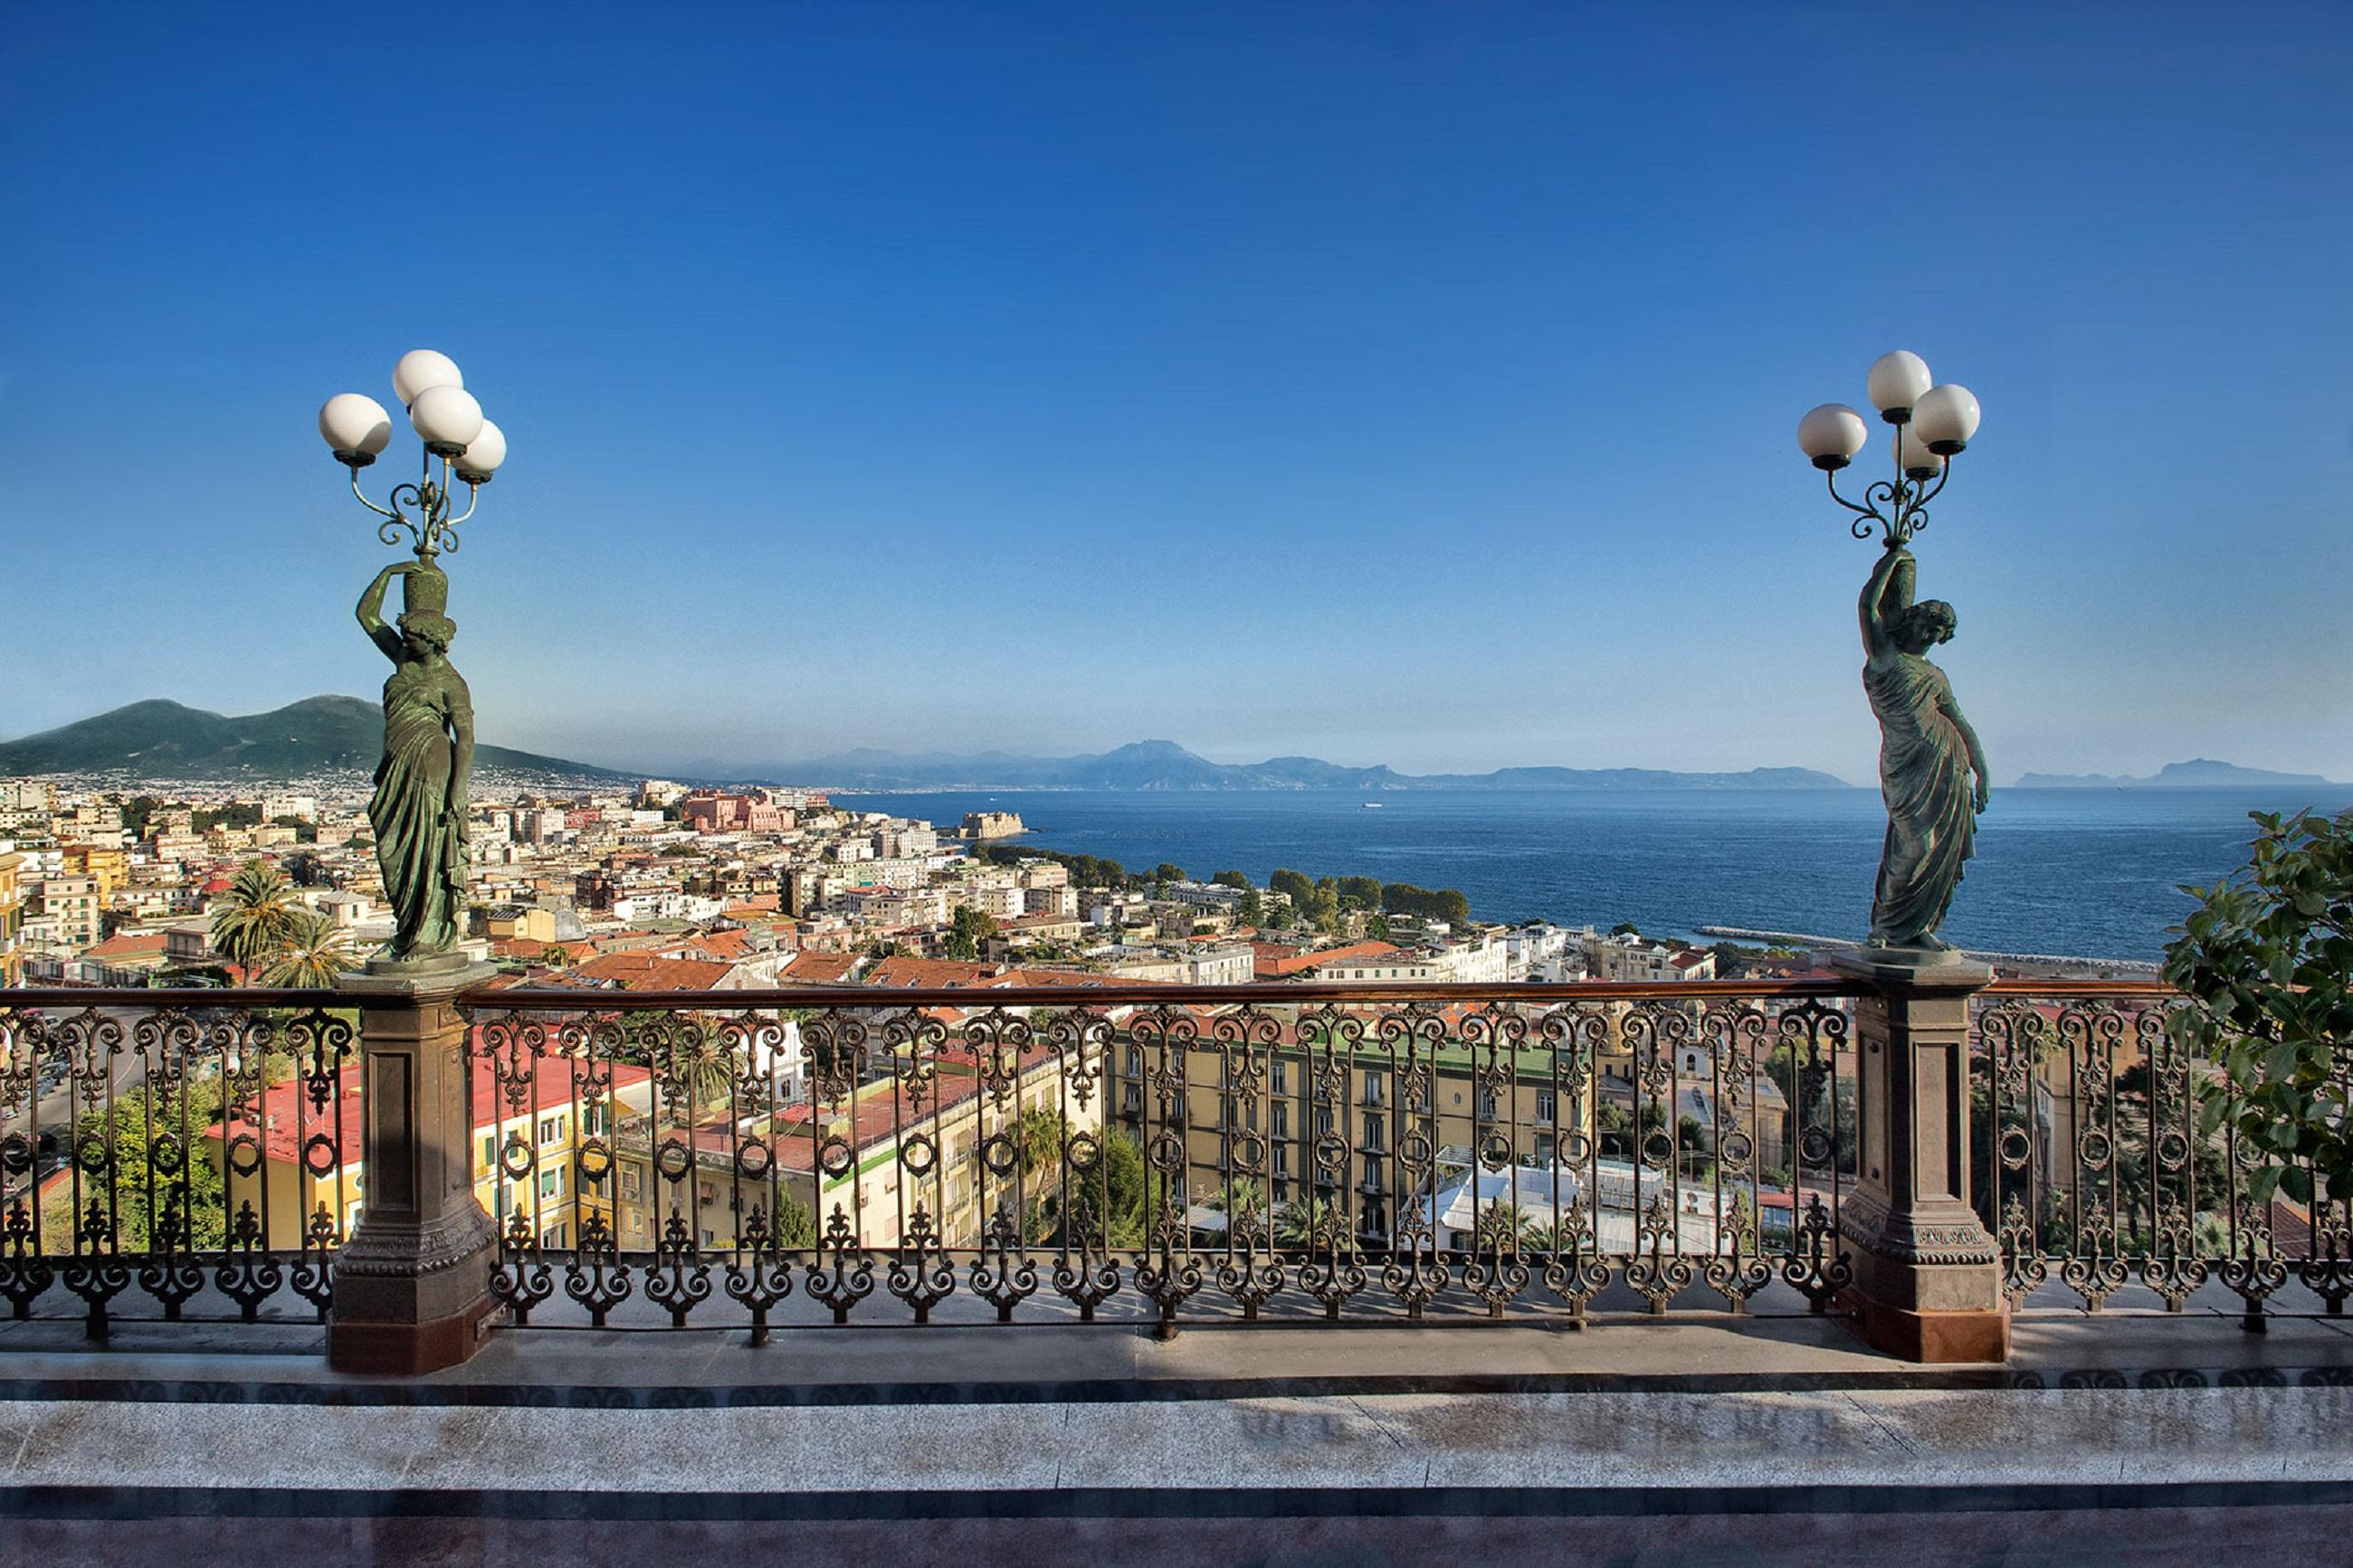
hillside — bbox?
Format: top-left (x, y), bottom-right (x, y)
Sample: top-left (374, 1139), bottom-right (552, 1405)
top-left (721, 738), bottom-right (1852, 792)
top-left (0, 698), bottom-right (626, 781)
top-left (2015, 758), bottom-right (2340, 790)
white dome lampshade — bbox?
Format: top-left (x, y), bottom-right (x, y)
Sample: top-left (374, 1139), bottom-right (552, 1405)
top-left (1797, 404), bottom-right (1870, 470)
top-left (318, 393), bottom-right (394, 465)
top-left (1911, 383), bottom-right (1981, 454)
top-left (1897, 426), bottom-right (1946, 478)
top-left (452, 419), bottom-right (507, 483)
top-left (409, 384), bottom-right (485, 454)
top-left (392, 348), bottom-right (464, 407)
top-left (1866, 350), bottom-right (1933, 422)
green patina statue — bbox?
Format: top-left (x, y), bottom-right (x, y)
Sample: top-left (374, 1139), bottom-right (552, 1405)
top-left (1859, 545), bottom-right (1988, 951)
top-left (356, 558), bottom-right (473, 965)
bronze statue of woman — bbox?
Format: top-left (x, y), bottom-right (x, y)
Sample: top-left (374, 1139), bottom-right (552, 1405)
top-left (356, 559), bottom-right (473, 965)
top-left (1859, 545), bottom-right (1988, 951)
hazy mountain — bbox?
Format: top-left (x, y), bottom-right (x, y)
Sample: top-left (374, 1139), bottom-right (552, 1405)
top-left (2015, 758), bottom-right (2339, 789)
top-left (724, 738), bottom-right (1851, 792)
top-left (0, 698), bottom-right (626, 781)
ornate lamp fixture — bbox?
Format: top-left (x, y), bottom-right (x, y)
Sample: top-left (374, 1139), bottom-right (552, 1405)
top-left (1798, 350), bottom-right (1981, 550)
top-left (317, 348), bottom-right (509, 562)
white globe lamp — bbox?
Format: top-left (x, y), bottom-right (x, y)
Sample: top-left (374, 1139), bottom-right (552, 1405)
top-left (1797, 404), bottom-right (1870, 471)
top-left (1911, 384), bottom-right (1982, 455)
top-left (318, 394), bottom-right (394, 467)
top-left (1866, 350), bottom-right (1933, 423)
top-left (409, 384), bottom-right (485, 455)
top-left (452, 420), bottom-right (507, 484)
top-left (392, 349), bottom-right (464, 407)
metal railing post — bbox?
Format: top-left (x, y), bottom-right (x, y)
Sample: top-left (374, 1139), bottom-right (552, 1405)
top-left (1831, 953), bottom-right (2008, 1362)
top-left (327, 962), bottom-right (500, 1373)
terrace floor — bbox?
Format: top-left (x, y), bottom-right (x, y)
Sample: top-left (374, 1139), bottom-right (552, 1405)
top-left (3, 1307), bottom-right (2351, 1563)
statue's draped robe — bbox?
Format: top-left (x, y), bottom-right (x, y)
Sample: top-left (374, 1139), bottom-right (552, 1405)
top-left (370, 661), bottom-right (469, 959)
top-left (1864, 652), bottom-right (1975, 946)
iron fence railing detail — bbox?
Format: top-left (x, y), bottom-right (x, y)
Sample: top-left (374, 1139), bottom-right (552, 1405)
top-left (7, 976), bottom-right (2345, 1345)
top-left (1970, 983), bottom-right (2350, 1321)
top-left (457, 985), bottom-right (1866, 1338)
top-left (0, 998), bottom-right (357, 1335)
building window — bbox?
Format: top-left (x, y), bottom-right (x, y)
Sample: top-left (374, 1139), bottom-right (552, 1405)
top-left (1536, 1090), bottom-right (1557, 1126)
top-left (479, 1134), bottom-right (496, 1173)
top-left (538, 1114), bottom-right (565, 1145)
top-left (538, 1169), bottom-right (561, 1201)
top-left (1362, 1113), bottom-right (1384, 1151)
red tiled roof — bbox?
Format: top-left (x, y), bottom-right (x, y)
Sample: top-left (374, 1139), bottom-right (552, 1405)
top-left (82, 933), bottom-right (170, 961)
top-left (207, 1056), bottom-right (653, 1166)
top-left (779, 951), bottom-right (860, 984)
top-left (864, 955), bottom-right (1002, 989)
top-left (558, 953), bottom-right (735, 990)
top-left (1262, 940), bottom-right (1404, 978)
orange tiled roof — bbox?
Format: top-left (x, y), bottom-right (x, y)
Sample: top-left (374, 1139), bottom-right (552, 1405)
top-left (864, 955), bottom-right (1002, 990)
top-left (779, 951), bottom-right (860, 984)
top-left (559, 953), bottom-right (735, 990)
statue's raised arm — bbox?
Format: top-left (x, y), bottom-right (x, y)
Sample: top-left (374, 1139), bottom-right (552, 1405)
top-left (356, 561), bottom-right (415, 665)
top-left (1859, 545), bottom-right (1913, 661)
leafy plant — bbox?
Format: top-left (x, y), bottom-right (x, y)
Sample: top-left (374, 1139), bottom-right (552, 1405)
top-left (2163, 808), bottom-right (2353, 1205)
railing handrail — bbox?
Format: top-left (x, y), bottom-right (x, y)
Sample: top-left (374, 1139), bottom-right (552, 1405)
top-left (1, 974), bottom-right (2185, 1013)
top-left (464, 978), bottom-right (1873, 1009)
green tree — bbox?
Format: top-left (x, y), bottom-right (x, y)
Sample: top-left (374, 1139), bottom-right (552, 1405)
top-left (51, 1081), bottom-right (230, 1252)
top-left (1276, 1195), bottom-right (1347, 1248)
top-left (256, 912), bottom-right (358, 989)
top-left (1469, 1199), bottom-right (1540, 1253)
top-left (2164, 808), bottom-right (2353, 1206)
top-left (1061, 1126), bottom-right (1153, 1249)
top-left (1238, 890), bottom-right (1265, 927)
top-left (1152, 862), bottom-right (1186, 886)
top-left (1211, 870), bottom-right (1252, 891)
top-left (1269, 868), bottom-right (1315, 905)
top-left (1366, 913), bottom-right (1391, 941)
top-left (1338, 876), bottom-right (1383, 909)
top-left (209, 860), bottom-right (306, 974)
top-left (943, 906), bottom-right (999, 962)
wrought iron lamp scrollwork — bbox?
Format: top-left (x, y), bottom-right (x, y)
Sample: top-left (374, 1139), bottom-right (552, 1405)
top-left (318, 349), bottom-right (507, 562)
top-left (1799, 351), bottom-right (1980, 550)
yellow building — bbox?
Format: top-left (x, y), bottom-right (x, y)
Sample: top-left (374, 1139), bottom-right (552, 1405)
top-left (605, 1043), bottom-right (1094, 1254)
top-left (1111, 1011), bottom-right (1602, 1246)
top-left (0, 853), bottom-right (22, 986)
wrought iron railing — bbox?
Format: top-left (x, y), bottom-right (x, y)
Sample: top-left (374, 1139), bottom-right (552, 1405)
top-left (1970, 979), bottom-right (2349, 1320)
top-left (0, 989), bottom-right (361, 1335)
top-left (460, 980), bottom-right (1863, 1340)
top-left (5, 975), bottom-right (2342, 1349)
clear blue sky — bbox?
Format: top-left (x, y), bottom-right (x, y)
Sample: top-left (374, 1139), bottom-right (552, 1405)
top-left (4, 3), bottom-right (2348, 783)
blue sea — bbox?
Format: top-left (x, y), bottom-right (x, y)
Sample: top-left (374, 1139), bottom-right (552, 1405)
top-left (833, 787), bottom-right (2353, 962)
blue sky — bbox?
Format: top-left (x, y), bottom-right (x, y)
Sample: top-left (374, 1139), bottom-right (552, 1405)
top-left (3, 3), bottom-right (2348, 783)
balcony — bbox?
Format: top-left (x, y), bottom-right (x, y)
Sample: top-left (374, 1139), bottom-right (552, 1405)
top-left (2, 974), bottom-right (2348, 1545)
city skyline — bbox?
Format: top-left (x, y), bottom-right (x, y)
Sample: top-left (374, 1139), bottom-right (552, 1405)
top-left (5, 4), bottom-right (2350, 781)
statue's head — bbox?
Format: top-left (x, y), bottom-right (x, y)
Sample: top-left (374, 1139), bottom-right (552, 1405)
top-left (1896, 599), bottom-right (1956, 654)
top-left (397, 610), bottom-right (456, 659)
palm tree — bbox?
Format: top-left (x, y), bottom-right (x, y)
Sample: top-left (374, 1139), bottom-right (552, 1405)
top-left (1470, 1199), bottom-right (1541, 1254)
top-left (210, 860), bottom-right (306, 974)
top-left (1276, 1195), bottom-right (1346, 1249)
top-left (255, 912), bottom-right (357, 988)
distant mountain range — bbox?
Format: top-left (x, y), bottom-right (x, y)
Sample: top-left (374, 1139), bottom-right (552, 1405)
top-left (704, 738), bottom-right (1852, 792)
top-left (0, 698), bottom-right (627, 781)
top-left (2015, 758), bottom-right (2341, 790)
top-left (0, 699), bottom-right (1852, 791)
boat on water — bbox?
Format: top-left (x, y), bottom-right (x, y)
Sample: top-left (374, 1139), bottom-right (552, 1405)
top-left (1362, 802), bottom-right (1385, 809)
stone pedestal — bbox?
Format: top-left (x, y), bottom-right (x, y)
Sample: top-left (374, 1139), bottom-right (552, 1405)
top-left (1830, 949), bottom-right (2009, 1363)
top-left (328, 960), bottom-right (501, 1373)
